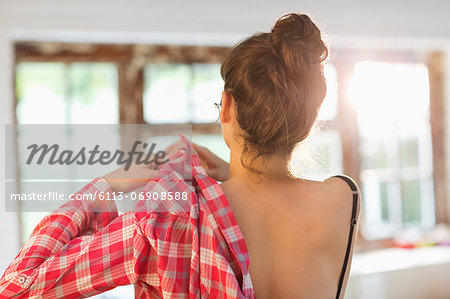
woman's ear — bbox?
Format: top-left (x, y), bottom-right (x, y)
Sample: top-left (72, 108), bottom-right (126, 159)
top-left (220, 91), bottom-right (234, 124)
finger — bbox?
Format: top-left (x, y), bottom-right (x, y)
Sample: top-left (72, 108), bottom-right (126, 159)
top-left (192, 146), bottom-right (213, 169)
top-left (192, 142), bottom-right (206, 153)
top-left (192, 143), bottom-right (211, 160)
top-left (194, 150), bottom-right (210, 168)
top-left (198, 158), bottom-right (209, 170)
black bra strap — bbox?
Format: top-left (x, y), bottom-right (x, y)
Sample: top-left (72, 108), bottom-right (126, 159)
top-left (332, 175), bottom-right (359, 299)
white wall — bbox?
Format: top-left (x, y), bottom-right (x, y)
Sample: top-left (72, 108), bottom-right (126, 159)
top-left (1, 0), bottom-right (450, 288)
top-left (445, 48), bottom-right (450, 223)
top-left (0, 11), bottom-right (19, 275)
top-left (2, 0), bottom-right (450, 40)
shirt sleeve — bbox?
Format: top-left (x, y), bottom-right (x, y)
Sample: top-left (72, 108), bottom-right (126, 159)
top-left (0, 178), bottom-right (150, 299)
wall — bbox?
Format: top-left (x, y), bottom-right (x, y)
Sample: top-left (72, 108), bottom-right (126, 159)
top-left (1, 0), bottom-right (450, 291)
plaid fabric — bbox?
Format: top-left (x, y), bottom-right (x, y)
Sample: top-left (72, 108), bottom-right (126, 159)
top-left (0, 135), bottom-right (255, 299)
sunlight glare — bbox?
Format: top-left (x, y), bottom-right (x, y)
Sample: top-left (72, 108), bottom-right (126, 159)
top-left (348, 61), bottom-right (429, 138)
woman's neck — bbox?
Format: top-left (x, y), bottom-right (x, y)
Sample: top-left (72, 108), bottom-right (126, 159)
top-left (228, 147), bottom-right (292, 184)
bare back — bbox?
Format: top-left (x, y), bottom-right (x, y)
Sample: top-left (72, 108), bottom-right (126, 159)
top-left (220, 176), bottom-right (360, 299)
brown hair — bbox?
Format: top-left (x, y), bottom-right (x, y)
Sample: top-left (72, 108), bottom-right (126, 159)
top-left (220, 13), bottom-right (329, 175)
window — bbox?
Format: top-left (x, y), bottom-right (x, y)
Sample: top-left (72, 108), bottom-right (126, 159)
top-left (348, 61), bottom-right (435, 239)
top-left (16, 62), bottom-right (119, 124)
top-left (143, 62), bottom-right (229, 161)
top-left (144, 63), bottom-right (222, 124)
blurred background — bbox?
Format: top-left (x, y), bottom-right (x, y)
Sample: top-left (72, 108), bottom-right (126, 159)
top-left (1, 1), bottom-right (450, 298)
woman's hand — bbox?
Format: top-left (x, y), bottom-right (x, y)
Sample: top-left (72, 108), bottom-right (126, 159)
top-left (193, 143), bottom-right (229, 182)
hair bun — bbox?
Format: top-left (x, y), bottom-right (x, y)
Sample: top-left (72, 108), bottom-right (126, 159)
top-left (220, 13), bottom-right (328, 175)
top-left (270, 13), bottom-right (328, 75)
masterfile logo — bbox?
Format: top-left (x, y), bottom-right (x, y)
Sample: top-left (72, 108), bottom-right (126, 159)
top-left (5, 124), bottom-right (194, 212)
top-left (25, 141), bottom-right (169, 171)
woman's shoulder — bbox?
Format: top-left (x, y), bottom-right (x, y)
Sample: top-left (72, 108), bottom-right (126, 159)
top-left (323, 175), bottom-right (360, 203)
top-left (292, 175), bottom-right (361, 241)
top-left (297, 174), bottom-right (360, 206)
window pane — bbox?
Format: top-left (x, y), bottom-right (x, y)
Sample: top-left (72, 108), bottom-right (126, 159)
top-left (144, 63), bottom-right (191, 123)
top-left (69, 63), bottom-right (119, 124)
top-left (191, 63), bottom-right (223, 123)
top-left (401, 180), bottom-right (422, 223)
top-left (16, 62), bottom-right (66, 124)
top-left (349, 62), bottom-right (429, 132)
top-left (360, 136), bottom-right (389, 170)
top-left (16, 62), bottom-right (119, 124)
top-left (363, 181), bottom-right (390, 224)
top-left (192, 134), bottom-right (229, 162)
top-left (317, 64), bottom-right (338, 121)
top-left (379, 182), bottom-right (390, 221)
top-left (399, 134), bottom-right (419, 168)
top-left (144, 63), bottom-right (223, 124)
top-left (20, 212), bottom-right (48, 244)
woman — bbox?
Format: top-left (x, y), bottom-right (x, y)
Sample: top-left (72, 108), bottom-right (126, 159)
top-left (193, 13), bottom-right (361, 298)
top-left (0, 13), bottom-right (360, 299)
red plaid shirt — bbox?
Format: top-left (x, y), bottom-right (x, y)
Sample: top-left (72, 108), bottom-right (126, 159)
top-left (0, 135), bottom-right (255, 298)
